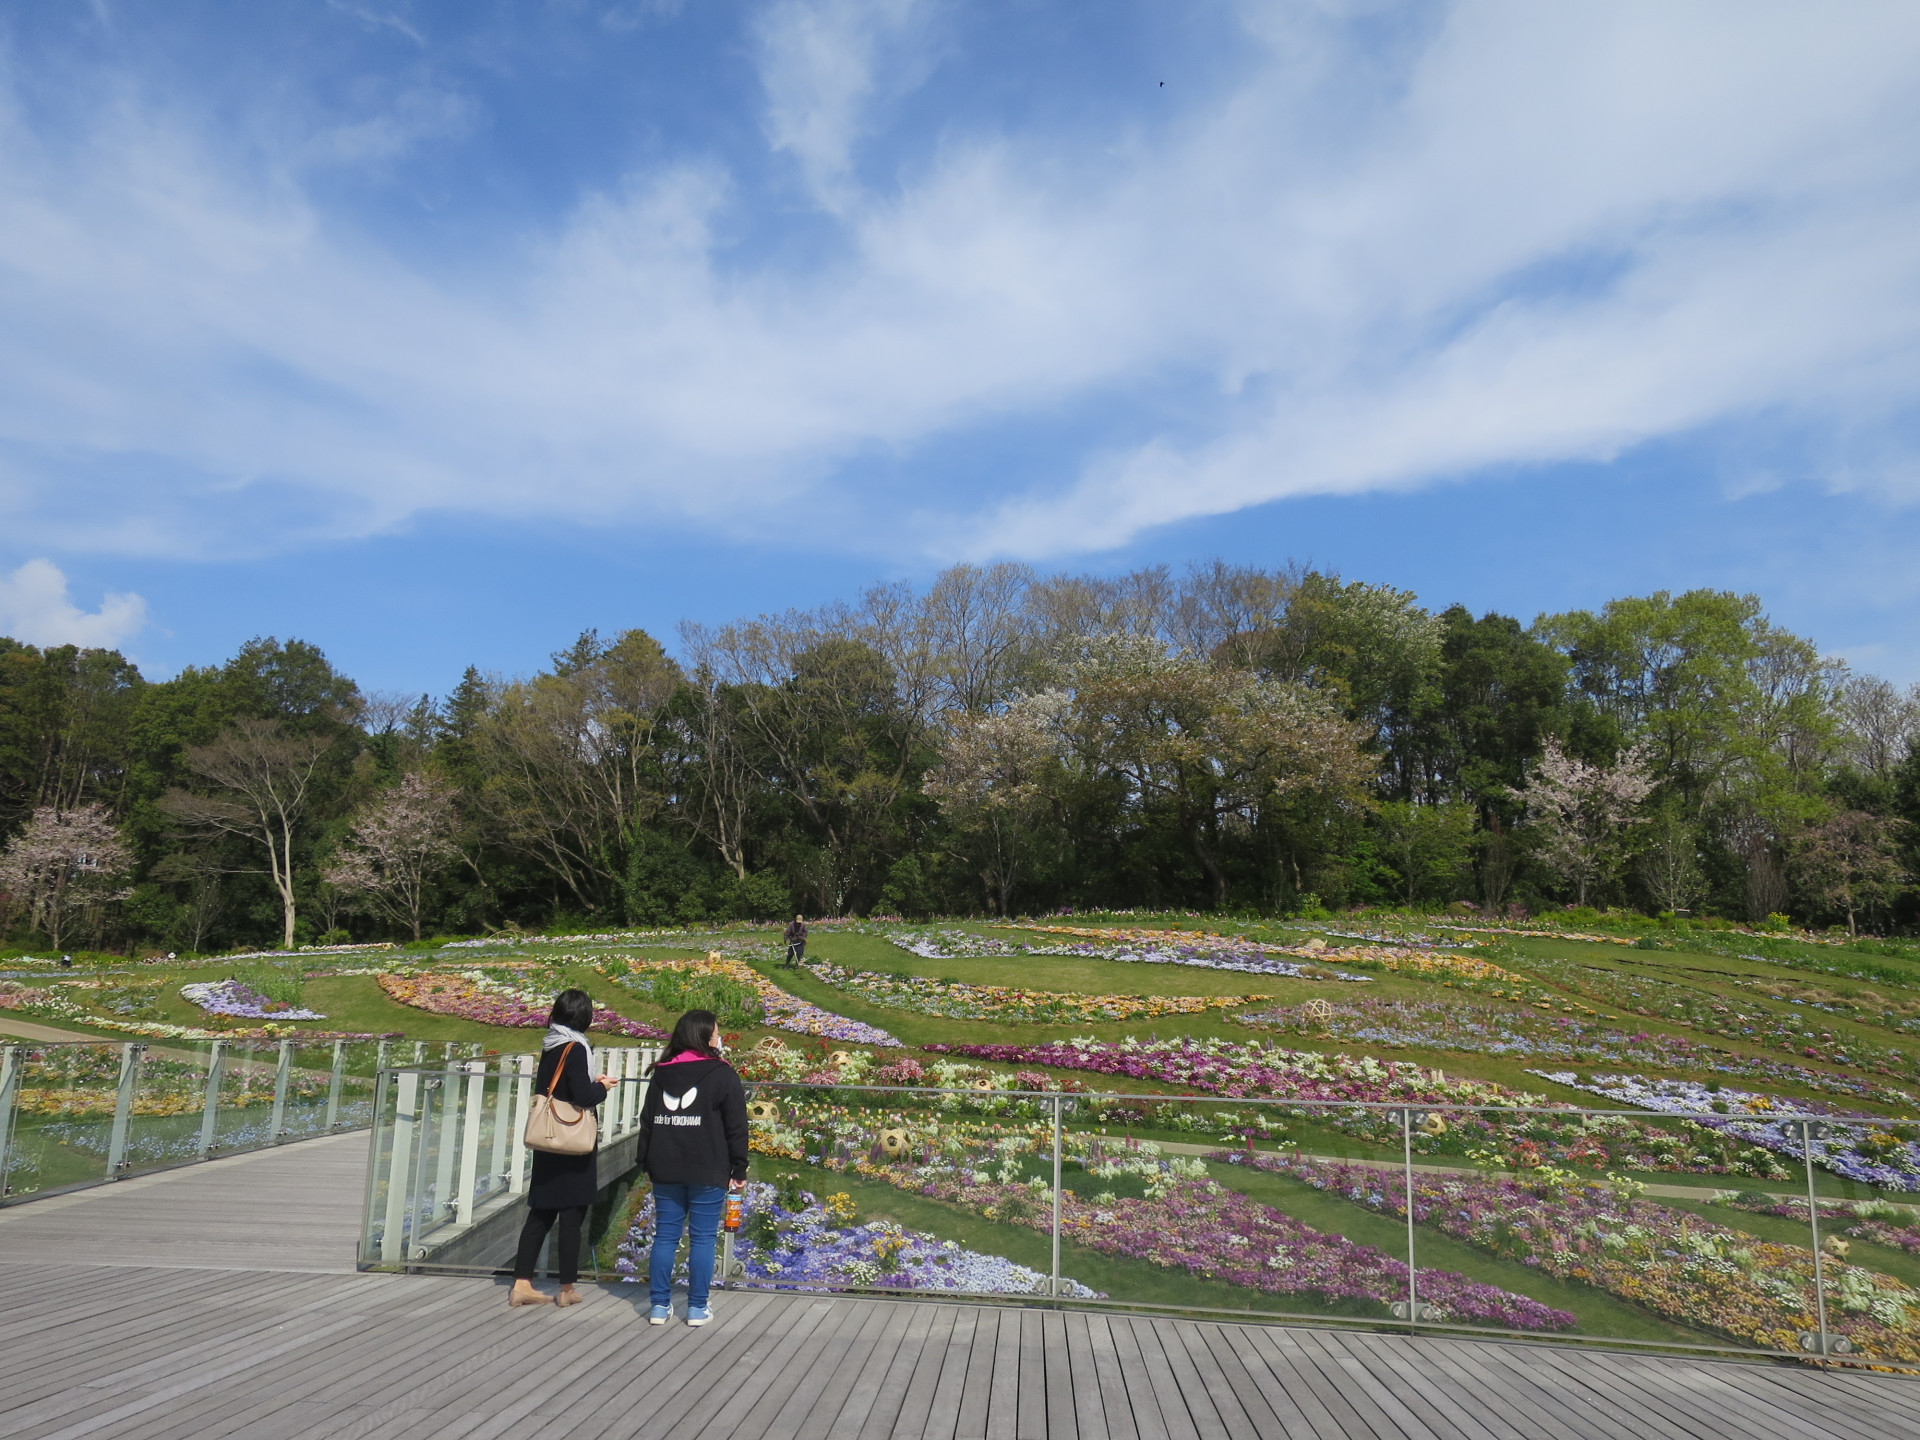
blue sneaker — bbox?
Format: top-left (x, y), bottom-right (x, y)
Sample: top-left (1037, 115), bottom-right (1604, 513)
top-left (648, 1304), bottom-right (670, 1325)
top-left (686, 1304), bottom-right (712, 1327)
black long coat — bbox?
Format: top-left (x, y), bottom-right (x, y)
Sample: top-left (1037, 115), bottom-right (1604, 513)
top-left (526, 1043), bottom-right (608, 1211)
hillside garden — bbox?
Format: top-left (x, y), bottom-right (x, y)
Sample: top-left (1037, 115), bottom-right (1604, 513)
top-left (9, 908), bottom-right (1920, 1362)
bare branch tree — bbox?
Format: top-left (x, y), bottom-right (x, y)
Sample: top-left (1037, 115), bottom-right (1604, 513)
top-left (1792, 810), bottom-right (1907, 936)
top-left (1834, 673), bottom-right (1920, 779)
top-left (159, 718), bottom-right (331, 949)
top-left (921, 562), bottom-right (1036, 713)
top-left (1637, 802), bottom-right (1707, 915)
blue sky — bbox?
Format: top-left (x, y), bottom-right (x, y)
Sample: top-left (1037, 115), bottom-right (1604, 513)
top-left (2, 1), bottom-right (1919, 695)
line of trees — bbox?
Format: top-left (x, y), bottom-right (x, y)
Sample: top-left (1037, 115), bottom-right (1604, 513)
top-left (2, 562), bottom-right (1917, 951)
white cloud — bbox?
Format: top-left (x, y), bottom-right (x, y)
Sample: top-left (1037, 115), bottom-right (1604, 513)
top-left (0, 560), bottom-right (147, 649)
top-left (752, 0), bottom-right (939, 209)
top-left (0, 1), bottom-right (1917, 562)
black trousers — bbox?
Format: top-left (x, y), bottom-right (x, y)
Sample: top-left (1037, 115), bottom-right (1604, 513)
top-left (513, 1205), bottom-right (588, 1283)
top-left (784, 940), bottom-right (805, 967)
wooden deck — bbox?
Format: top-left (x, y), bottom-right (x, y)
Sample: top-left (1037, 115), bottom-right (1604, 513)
top-left (0, 1135), bottom-right (1914, 1440)
top-left (0, 1129), bottom-right (369, 1273)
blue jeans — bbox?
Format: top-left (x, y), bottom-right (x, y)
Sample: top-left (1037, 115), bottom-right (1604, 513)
top-left (649, 1182), bottom-right (725, 1308)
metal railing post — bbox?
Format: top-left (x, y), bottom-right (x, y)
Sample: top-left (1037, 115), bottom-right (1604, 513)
top-left (197, 1040), bottom-right (226, 1158)
top-left (1804, 1119), bottom-right (1831, 1357)
top-left (1402, 1107), bottom-right (1419, 1327)
top-left (0, 1045), bottom-right (20, 1196)
top-left (380, 1071), bottom-right (420, 1264)
top-left (269, 1039), bottom-right (293, 1143)
top-left (454, 1060), bottom-right (487, 1228)
top-left (360, 1068), bottom-right (392, 1266)
top-left (325, 1040), bottom-right (346, 1131)
top-left (618, 1048), bottom-right (636, 1134)
top-left (433, 1057), bottom-right (461, 1219)
top-left (105, 1043), bottom-right (145, 1179)
top-left (409, 1076), bottom-right (441, 1254)
top-left (1050, 1094), bottom-right (1063, 1299)
top-left (508, 1054), bottom-right (533, 1195)
top-left (488, 1055), bottom-right (514, 1190)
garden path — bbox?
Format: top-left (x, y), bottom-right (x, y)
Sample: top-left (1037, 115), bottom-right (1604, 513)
top-left (0, 1132), bottom-right (1914, 1438)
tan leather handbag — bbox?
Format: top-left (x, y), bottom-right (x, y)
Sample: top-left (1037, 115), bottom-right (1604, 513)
top-left (522, 1043), bottom-right (599, 1155)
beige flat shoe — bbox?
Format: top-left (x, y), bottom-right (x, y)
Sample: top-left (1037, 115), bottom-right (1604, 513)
top-left (508, 1281), bottom-right (554, 1308)
top-left (556, 1286), bottom-right (584, 1307)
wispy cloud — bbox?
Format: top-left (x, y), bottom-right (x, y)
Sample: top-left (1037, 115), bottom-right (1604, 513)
top-left (753, 0), bottom-right (940, 210)
top-left (0, 2), bottom-right (1915, 566)
top-left (0, 560), bottom-right (146, 648)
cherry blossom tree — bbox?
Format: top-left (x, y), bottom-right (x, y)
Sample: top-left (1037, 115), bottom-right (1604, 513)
top-left (1511, 739), bottom-right (1656, 907)
top-left (0, 804), bottom-right (133, 949)
top-left (324, 773), bottom-right (460, 941)
top-left (923, 696), bottom-right (1064, 915)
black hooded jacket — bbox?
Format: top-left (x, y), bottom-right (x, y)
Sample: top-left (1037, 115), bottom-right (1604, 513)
top-left (633, 1054), bottom-right (750, 1186)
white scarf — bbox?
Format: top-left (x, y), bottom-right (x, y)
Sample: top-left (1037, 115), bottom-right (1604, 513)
top-left (542, 1023), bottom-right (594, 1078)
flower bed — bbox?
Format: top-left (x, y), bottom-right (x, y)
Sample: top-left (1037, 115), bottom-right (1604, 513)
top-left (1223, 1149), bottom-right (1920, 1360)
top-left (928, 1037), bottom-right (1793, 1180)
top-left (801, 961), bottom-right (1266, 1025)
top-left (735, 1099), bottom-right (1569, 1330)
top-left (615, 1179), bottom-right (1099, 1296)
top-left (1236, 998), bottom-right (1908, 1109)
top-left (1000, 923), bottom-right (1519, 983)
top-left (0, 979), bottom-right (388, 1042)
top-left (1532, 1072), bottom-right (1920, 1190)
top-left (899, 926), bottom-right (1365, 981)
top-left (1514, 959), bottom-right (1919, 1081)
top-left (376, 971), bottom-right (665, 1039)
top-left (1708, 1191), bottom-right (1920, 1254)
top-left (689, 952), bottom-right (903, 1046)
top-left (180, 979), bottom-right (327, 1021)
top-left (889, 929), bottom-right (1022, 959)
top-left (928, 1035), bottom-right (1522, 1107)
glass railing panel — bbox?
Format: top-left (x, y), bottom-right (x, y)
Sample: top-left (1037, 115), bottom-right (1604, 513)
top-left (209, 1041), bottom-right (283, 1154)
top-left (118, 1041), bottom-right (218, 1178)
top-left (654, 1079), bottom-right (1093, 1302)
top-left (274, 1042), bottom-right (342, 1143)
top-left (1, 1043), bottom-right (121, 1196)
top-left (1056, 1091), bottom-right (1429, 1325)
top-left (328, 1040), bottom-right (386, 1133)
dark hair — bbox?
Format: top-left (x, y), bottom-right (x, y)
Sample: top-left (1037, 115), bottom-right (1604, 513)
top-left (548, 988), bottom-right (594, 1032)
top-left (650, 1009), bottom-right (720, 1074)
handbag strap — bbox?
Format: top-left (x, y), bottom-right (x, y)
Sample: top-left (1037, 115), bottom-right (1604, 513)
top-left (544, 1042), bottom-right (575, 1099)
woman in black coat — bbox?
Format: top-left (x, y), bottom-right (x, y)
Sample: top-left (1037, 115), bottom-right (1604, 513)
top-left (508, 989), bottom-right (617, 1308)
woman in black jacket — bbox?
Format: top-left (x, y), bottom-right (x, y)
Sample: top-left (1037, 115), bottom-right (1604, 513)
top-left (508, 989), bottom-right (618, 1308)
top-left (636, 1009), bottom-right (748, 1327)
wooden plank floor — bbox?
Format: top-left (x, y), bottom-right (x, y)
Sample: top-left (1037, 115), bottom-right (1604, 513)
top-left (0, 1130), bottom-right (368, 1273)
top-left (0, 1265), bottom-right (1914, 1440)
top-left (1, 1133), bottom-right (1916, 1439)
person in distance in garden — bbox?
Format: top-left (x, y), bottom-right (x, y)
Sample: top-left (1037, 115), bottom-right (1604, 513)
top-left (636, 1008), bottom-right (749, 1327)
top-left (508, 988), bottom-right (620, 1308)
top-left (782, 914), bottom-right (807, 968)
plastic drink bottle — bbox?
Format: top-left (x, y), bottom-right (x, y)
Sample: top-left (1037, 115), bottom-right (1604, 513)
top-left (724, 1193), bottom-right (742, 1232)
